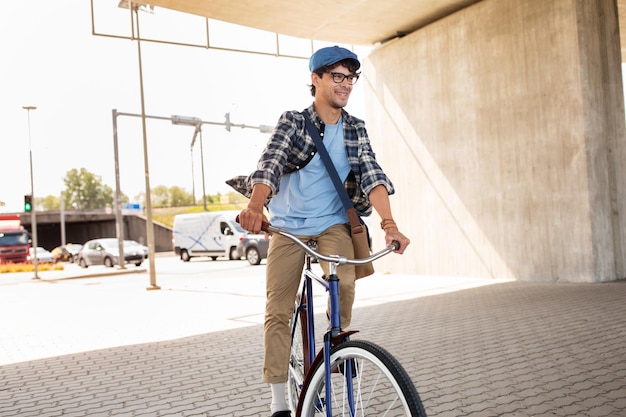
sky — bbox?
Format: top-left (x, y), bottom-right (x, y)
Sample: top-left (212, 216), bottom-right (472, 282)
top-left (0, 0), bottom-right (370, 213)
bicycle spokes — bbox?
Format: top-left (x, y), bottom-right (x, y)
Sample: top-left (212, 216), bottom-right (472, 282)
top-left (300, 341), bottom-right (427, 417)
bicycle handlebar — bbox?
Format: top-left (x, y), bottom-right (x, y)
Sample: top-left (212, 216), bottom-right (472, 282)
top-left (267, 224), bottom-right (399, 265)
top-left (235, 215), bottom-right (398, 265)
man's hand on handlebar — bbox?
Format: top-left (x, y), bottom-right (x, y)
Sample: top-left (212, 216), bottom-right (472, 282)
top-left (237, 207), bottom-right (270, 238)
top-left (385, 228), bottom-right (410, 254)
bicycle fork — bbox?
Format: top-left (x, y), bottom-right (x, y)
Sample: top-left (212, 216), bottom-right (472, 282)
top-left (323, 266), bottom-right (358, 417)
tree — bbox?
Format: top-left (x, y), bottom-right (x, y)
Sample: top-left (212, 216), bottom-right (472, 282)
top-left (40, 195), bottom-right (60, 211)
top-left (169, 186), bottom-right (194, 207)
top-left (62, 168), bottom-right (114, 209)
top-left (130, 186), bottom-right (193, 208)
top-left (146, 185), bottom-right (194, 207)
top-left (151, 185), bottom-right (169, 208)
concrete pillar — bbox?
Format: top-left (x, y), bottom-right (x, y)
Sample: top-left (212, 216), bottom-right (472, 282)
top-left (365, 0), bottom-right (626, 282)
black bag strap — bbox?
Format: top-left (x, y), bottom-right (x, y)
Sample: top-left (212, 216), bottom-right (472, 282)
top-left (302, 113), bottom-right (363, 232)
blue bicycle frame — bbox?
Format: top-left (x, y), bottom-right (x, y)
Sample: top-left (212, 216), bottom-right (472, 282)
top-left (298, 252), bottom-right (357, 417)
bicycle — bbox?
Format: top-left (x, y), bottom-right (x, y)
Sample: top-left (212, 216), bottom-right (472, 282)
top-left (262, 223), bottom-right (428, 417)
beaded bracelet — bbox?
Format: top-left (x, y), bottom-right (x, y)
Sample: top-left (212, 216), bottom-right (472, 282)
top-left (380, 218), bottom-right (397, 230)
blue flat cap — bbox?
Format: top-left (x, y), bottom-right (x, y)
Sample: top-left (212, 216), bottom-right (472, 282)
top-left (309, 46), bottom-right (360, 72)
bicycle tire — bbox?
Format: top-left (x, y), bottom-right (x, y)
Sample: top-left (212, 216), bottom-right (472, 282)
top-left (288, 296), bottom-right (308, 411)
top-left (298, 340), bottom-right (427, 417)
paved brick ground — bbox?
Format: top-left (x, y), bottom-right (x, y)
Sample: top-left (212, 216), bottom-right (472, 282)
top-left (354, 281), bottom-right (626, 417)
top-left (1, 278), bottom-right (625, 416)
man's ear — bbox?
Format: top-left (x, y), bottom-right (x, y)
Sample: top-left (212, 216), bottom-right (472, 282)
top-left (311, 72), bottom-right (320, 87)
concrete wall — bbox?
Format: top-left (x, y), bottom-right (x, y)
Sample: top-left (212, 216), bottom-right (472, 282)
top-left (364, 0), bottom-right (626, 282)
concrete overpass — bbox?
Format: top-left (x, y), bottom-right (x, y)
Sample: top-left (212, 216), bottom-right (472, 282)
top-left (18, 211), bottom-right (173, 254)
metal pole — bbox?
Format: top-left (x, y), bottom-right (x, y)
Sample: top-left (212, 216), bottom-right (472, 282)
top-left (198, 127), bottom-right (207, 211)
top-left (133, 4), bottom-right (159, 290)
top-left (112, 109), bottom-right (125, 268)
top-left (190, 125), bottom-right (199, 207)
top-left (190, 146), bottom-right (196, 205)
top-left (60, 192), bottom-right (66, 246)
top-left (23, 106), bottom-right (39, 280)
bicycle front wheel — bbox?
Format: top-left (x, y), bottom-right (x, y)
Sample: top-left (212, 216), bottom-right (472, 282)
top-left (299, 340), bottom-right (427, 417)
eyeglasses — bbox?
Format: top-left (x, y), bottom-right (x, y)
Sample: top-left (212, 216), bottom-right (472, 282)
top-left (327, 71), bottom-right (360, 85)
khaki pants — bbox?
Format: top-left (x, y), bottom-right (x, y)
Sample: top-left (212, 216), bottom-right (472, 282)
top-left (262, 224), bottom-right (356, 384)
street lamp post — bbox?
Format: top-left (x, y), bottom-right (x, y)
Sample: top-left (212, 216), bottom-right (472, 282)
top-left (197, 127), bottom-right (208, 211)
top-left (173, 116), bottom-right (206, 210)
top-left (189, 125), bottom-right (204, 209)
top-left (112, 109), bottom-right (126, 269)
top-left (23, 105), bottom-right (39, 280)
top-left (190, 144), bottom-right (196, 206)
top-left (122, 1), bottom-right (159, 289)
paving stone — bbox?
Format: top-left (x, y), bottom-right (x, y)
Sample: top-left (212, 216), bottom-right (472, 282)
top-left (2, 277), bottom-right (626, 416)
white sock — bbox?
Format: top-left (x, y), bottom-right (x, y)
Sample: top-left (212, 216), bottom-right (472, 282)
top-left (270, 382), bottom-right (289, 414)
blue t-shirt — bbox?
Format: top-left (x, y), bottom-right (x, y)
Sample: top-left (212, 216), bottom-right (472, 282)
top-left (268, 117), bottom-right (350, 235)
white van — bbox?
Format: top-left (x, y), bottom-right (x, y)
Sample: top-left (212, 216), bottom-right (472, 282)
top-left (173, 210), bottom-right (245, 262)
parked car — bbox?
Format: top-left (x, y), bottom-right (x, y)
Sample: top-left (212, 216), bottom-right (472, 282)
top-left (28, 247), bottom-right (55, 264)
top-left (51, 243), bottom-right (83, 263)
top-left (124, 240), bottom-right (148, 259)
top-left (236, 234), bottom-right (269, 265)
top-left (76, 238), bottom-right (144, 268)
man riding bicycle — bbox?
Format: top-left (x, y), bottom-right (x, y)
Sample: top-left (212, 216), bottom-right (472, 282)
top-left (229, 45), bottom-right (410, 417)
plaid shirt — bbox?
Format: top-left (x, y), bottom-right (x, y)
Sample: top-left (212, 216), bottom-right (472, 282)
top-left (226, 104), bottom-right (394, 216)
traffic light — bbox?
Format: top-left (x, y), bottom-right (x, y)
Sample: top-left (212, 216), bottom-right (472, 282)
top-left (24, 195), bottom-right (32, 212)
